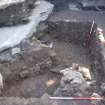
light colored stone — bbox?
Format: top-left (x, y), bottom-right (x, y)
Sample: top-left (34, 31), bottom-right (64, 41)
top-left (0, 0), bottom-right (25, 9)
top-left (0, 1), bottom-right (54, 52)
top-left (11, 47), bottom-right (21, 55)
top-left (0, 73), bottom-right (3, 89)
top-left (71, 63), bottom-right (79, 70)
top-left (78, 66), bottom-right (92, 81)
top-left (0, 73), bottom-right (3, 95)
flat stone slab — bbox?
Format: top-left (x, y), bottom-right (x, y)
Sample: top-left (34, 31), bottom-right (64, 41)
top-left (0, 1), bottom-right (54, 52)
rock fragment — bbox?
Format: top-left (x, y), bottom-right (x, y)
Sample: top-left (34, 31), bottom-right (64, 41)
top-left (19, 70), bottom-right (30, 78)
top-left (78, 66), bottom-right (92, 81)
top-left (71, 63), bottom-right (92, 81)
top-left (0, 73), bottom-right (3, 95)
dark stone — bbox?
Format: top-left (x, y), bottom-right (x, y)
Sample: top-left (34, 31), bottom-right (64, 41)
top-left (46, 0), bottom-right (70, 11)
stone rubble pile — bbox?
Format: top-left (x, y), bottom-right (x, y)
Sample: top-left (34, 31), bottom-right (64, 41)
top-left (54, 67), bottom-right (91, 97)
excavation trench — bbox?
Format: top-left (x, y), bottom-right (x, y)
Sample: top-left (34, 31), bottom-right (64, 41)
top-left (0, 21), bottom-right (105, 104)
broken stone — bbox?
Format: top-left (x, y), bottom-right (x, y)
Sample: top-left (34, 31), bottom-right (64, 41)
top-left (19, 70), bottom-right (30, 78)
top-left (71, 63), bottom-right (79, 70)
top-left (78, 66), bottom-right (92, 81)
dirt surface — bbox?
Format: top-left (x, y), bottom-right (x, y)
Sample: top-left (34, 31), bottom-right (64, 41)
top-left (2, 72), bottom-right (60, 98)
top-left (1, 38), bottom-right (91, 98)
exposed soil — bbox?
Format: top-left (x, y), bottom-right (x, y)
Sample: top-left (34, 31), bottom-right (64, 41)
top-left (2, 72), bottom-right (61, 98)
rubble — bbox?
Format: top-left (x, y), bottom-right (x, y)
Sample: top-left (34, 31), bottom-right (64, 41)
top-left (78, 66), bottom-right (92, 81)
top-left (60, 68), bottom-right (85, 84)
top-left (70, 63), bottom-right (91, 81)
top-left (54, 68), bottom-right (90, 97)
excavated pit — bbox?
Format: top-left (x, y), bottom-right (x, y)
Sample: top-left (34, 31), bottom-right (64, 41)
top-left (0, 21), bottom-right (105, 105)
